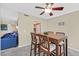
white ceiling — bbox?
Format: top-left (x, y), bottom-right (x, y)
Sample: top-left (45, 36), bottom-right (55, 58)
top-left (1, 3), bottom-right (79, 20)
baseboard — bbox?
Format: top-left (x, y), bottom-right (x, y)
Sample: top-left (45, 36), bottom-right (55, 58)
top-left (18, 43), bottom-right (30, 48)
top-left (68, 47), bottom-right (79, 53)
top-left (18, 44), bottom-right (79, 53)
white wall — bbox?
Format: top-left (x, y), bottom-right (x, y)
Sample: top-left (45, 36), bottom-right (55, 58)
top-left (0, 8), bottom-right (18, 21)
top-left (18, 13), bottom-right (47, 47)
top-left (47, 11), bottom-right (79, 50)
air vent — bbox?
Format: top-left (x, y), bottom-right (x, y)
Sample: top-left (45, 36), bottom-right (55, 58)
top-left (24, 14), bottom-right (29, 16)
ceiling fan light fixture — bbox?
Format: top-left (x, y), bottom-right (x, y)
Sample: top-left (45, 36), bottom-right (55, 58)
top-left (45, 8), bottom-right (52, 13)
top-left (47, 4), bottom-right (52, 8)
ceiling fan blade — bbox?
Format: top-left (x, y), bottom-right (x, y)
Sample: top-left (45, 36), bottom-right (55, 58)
top-left (40, 11), bottom-right (45, 15)
top-left (46, 3), bottom-right (54, 6)
top-left (51, 3), bottom-right (54, 6)
top-left (52, 7), bottom-right (64, 10)
top-left (49, 12), bottom-right (53, 16)
top-left (35, 6), bottom-right (45, 9)
top-left (45, 3), bottom-right (54, 8)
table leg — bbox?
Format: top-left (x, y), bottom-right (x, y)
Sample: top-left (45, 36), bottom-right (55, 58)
top-left (66, 38), bottom-right (68, 56)
top-left (56, 43), bottom-right (60, 56)
top-left (64, 38), bottom-right (68, 56)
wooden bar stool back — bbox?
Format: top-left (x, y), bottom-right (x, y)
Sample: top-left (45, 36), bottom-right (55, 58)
top-left (30, 32), bottom-right (40, 56)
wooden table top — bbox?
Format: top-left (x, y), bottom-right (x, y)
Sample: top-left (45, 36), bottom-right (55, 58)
top-left (36, 32), bottom-right (66, 42)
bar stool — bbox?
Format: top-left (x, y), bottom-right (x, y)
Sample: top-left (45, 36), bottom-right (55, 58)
top-left (38, 34), bottom-right (56, 56)
top-left (30, 32), bottom-right (40, 56)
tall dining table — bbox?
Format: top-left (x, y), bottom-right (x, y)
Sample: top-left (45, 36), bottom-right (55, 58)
top-left (37, 32), bottom-right (68, 56)
top-left (46, 33), bottom-right (68, 56)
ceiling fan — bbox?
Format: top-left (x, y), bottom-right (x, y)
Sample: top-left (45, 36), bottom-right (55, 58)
top-left (35, 3), bottom-right (64, 16)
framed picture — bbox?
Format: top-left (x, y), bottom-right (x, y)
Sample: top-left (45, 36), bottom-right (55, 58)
top-left (58, 22), bottom-right (64, 26)
top-left (1, 24), bottom-right (8, 31)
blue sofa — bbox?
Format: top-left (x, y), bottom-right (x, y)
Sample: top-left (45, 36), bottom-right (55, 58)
top-left (1, 32), bottom-right (18, 50)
